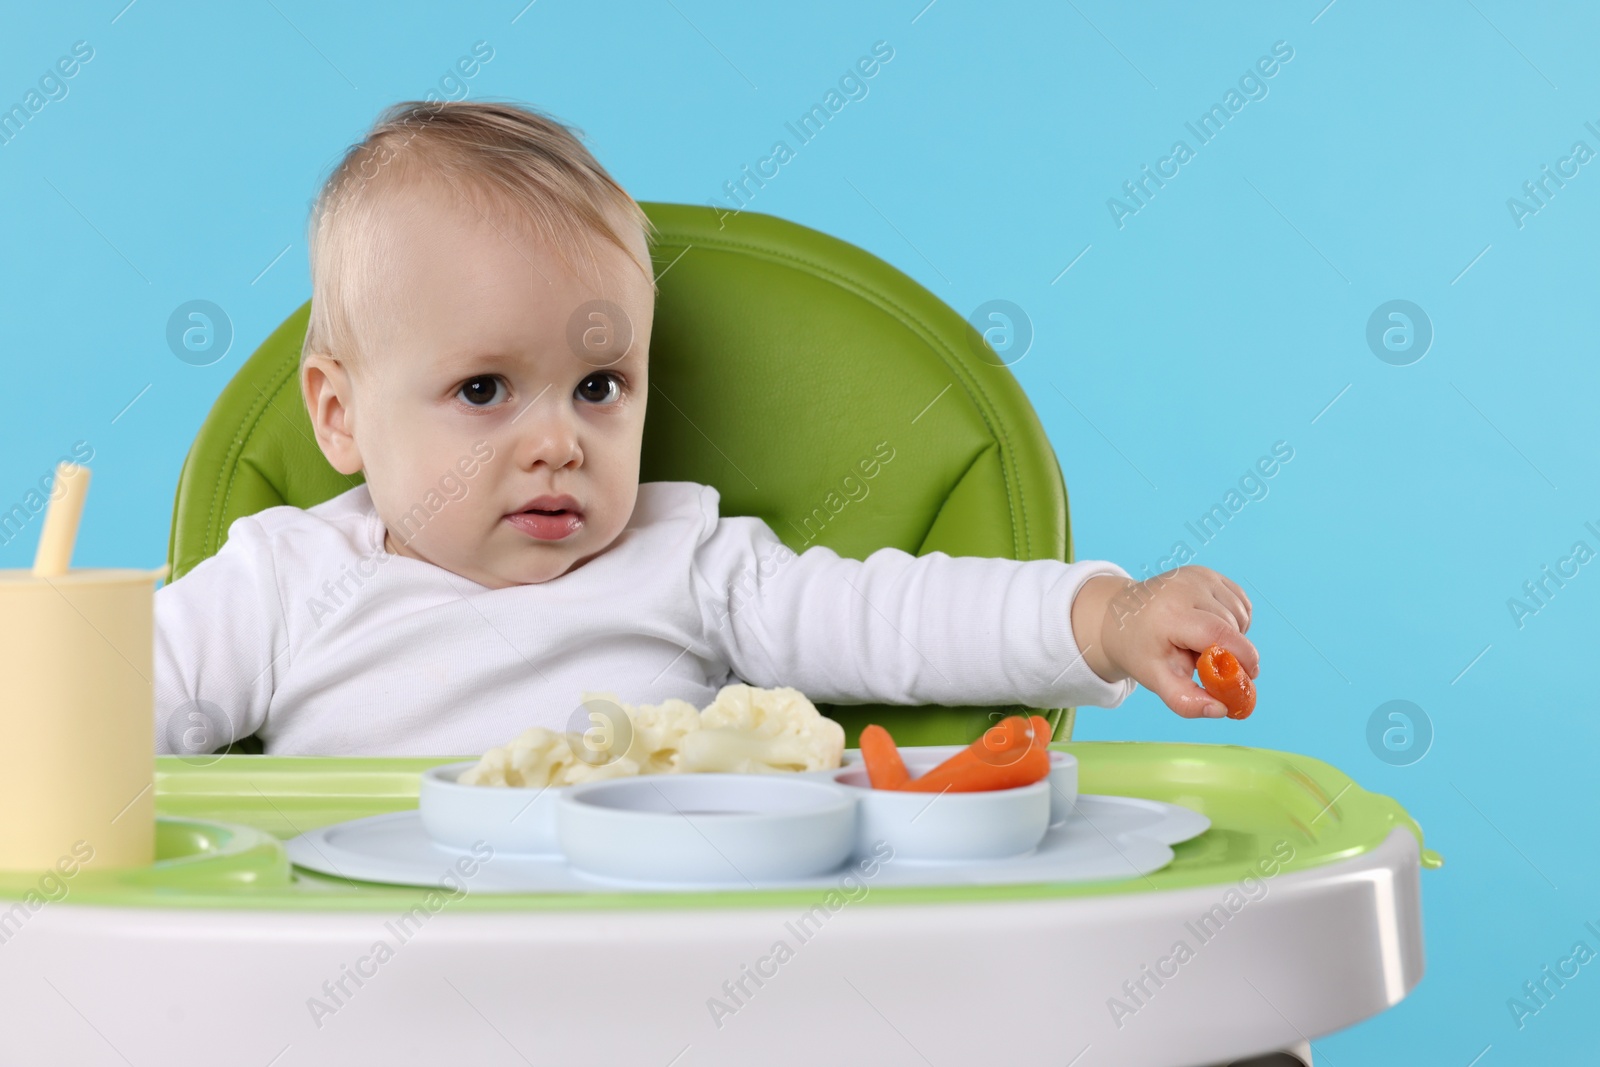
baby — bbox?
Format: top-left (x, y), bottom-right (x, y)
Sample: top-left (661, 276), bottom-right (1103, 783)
top-left (153, 100), bottom-right (1259, 757)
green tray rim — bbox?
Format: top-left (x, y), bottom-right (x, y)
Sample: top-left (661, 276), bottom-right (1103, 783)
top-left (0, 742), bottom-right (1440, 913)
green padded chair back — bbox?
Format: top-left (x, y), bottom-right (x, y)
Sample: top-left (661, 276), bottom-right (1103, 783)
top-left (167, 203), bottom-right (1081, 749)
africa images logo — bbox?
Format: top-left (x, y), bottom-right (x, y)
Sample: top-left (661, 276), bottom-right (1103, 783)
top-left (1105, 41), bottom-right (1295, 230)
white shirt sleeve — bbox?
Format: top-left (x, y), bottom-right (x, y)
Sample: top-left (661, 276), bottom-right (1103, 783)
top-left (153, 514), bottom-right (291, 754)
top-left (693, 506), bottom-right (1138, 710)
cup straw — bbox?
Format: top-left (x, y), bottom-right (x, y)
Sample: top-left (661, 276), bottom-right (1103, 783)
top-left (32, 461), bottom-right (90, 578)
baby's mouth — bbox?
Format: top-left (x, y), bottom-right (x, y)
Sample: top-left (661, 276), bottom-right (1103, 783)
top-left (505, 496), bottom-right (584, 542)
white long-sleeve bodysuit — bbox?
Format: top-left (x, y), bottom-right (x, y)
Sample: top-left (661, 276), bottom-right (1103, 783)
top-left (152, 481), bottom-right (1135, 756)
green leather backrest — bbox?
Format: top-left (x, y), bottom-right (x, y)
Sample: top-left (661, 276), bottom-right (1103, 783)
top-left (166, 203), bottom-right (1081, 748)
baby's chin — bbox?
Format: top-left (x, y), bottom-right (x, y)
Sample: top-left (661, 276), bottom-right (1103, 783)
top-left (384, 520), bottom-right (621, 589)
top-left (464, 537), bottom-right (616, 589)
top-left (451, 544), bottom-right (586, 589)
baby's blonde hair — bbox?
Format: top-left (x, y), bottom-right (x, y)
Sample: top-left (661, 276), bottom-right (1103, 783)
top-left (302, 100), bottom-right (657, 371)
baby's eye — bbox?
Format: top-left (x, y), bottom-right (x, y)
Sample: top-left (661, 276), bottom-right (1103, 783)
top-left (575, 372), bottom-right (623, 406)
top-left (457, 375), bottom-right (508, 407)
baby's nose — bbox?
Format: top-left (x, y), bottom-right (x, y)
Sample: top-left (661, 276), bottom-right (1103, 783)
top-left (511, 411), bottom-right (582, 470)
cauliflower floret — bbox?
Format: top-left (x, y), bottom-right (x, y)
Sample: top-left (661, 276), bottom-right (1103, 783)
top-left (557, 754), bottom-right (643, 785)
top-left (679, 684), bottom-right (845, 773)
top-left (456, 746), bottom-right (516, 787)
top-left (624, 696), bottom-right (704, 774)
top-left (456, 726), bottom-right (578, 788)
top-left (455, 685), bottom-right (842, 785)
top-left (568, 691), bottom-right (701, 776)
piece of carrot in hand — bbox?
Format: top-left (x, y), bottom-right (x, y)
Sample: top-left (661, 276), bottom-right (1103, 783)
top-left (1197, 644), bottom-right (1256, 719)
top-left (859, 724), bottom-right (910, 790)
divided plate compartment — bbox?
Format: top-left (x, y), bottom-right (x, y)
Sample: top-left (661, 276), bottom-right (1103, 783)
top-left (557, 774), bottom-right (859, 883)
top-left (283, 791), bottom-right (1211, 892)
top-left (285, 745), bottom-right (1204, 891)
top-left (827, 744), bottom-right (1080, 828)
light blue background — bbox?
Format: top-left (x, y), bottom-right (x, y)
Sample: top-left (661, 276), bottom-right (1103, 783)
top-left (2, 1), bottom-right (1595, 1061)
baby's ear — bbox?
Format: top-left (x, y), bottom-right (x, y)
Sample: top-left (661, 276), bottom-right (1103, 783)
top-left (301, 352), bottom-right (364, 476)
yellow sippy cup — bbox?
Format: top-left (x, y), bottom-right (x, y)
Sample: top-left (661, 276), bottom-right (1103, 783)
top-left (0, 462), bottom-right (165, 871)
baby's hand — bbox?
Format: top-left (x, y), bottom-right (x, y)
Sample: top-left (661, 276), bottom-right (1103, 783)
top-left (1069, 567), bottom-right (1259, 719)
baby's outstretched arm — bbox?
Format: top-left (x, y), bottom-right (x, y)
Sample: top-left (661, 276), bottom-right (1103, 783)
top-left (692, 507), bottom-right (1137, 711)
top-left (1069, 566), bottom-right (1258, 719)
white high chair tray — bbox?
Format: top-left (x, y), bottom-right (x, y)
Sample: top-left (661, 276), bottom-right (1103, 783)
top-left (2, 745), bottom-right (1429, 1067)
top-left (283, 793), bottom-right (1210, 892)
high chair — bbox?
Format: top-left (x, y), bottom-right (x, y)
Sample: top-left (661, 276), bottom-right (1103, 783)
top-left (0, 204), bottom-right (1435, 1067)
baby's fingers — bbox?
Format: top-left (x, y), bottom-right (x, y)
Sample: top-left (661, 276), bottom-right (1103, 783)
top-left (1216, 573), bottom-right (1252, 628)
top-left (1209, 585), bottom-right (1252, 636)
top-left (1177, 610), bottom-right (1261, 680)
top-left (1143, 657), bottom-right (1226, 719)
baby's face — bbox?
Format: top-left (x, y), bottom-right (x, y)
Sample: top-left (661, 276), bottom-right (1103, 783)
top-left (317, 181), bottom-right (654, 589)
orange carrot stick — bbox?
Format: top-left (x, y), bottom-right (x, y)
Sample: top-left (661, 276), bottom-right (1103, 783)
top-left (901, 745), bottom-right (1050, 792)
top-left (900, 716), bottom-right (1049, 792)
top-left (916, 716), bottom-right (1029, 779)
top-left (859, 724), bottom-right (910, 790)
